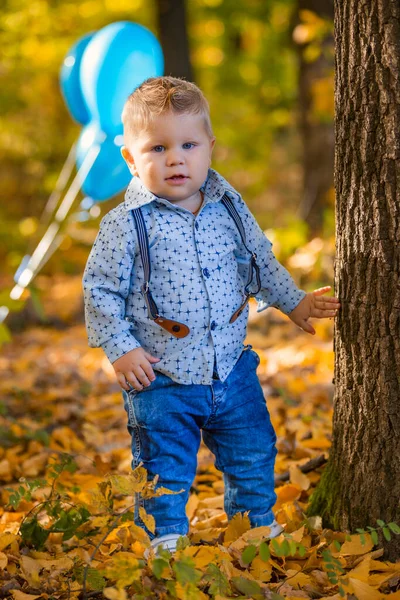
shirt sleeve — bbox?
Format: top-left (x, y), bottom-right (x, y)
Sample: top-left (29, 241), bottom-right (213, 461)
top-left (82, 209), bottom-right (141, 363)
top-left (231, 193), bottom-right (306, 315)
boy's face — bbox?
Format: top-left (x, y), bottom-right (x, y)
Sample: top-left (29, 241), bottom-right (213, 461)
top-left (121, 111), bottom-right (215, 206)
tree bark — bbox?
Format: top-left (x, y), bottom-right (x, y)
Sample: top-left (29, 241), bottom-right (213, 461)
top-left (294, 0), bottom-right (335, 235)
top-left (308, 0), bottom-right (400, 560)
top-left (155, 0), bottom-right (193, 80)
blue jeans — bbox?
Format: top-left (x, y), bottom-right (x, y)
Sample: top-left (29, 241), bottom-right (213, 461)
top-left (122, 346), bottom-right (277, 539)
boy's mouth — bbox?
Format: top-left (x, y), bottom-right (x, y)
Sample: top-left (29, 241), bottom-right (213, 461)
top-left (166, 175), bottom-right (188, 181)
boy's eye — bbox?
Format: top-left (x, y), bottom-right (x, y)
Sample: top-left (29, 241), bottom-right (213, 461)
top-left (183, 142), bottom-right (195, 149)
top-left (152, 145), bottom-right (164, 152)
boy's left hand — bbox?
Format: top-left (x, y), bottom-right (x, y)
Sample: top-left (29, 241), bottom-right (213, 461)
top-left (288, 286), bottom-right (340, 335)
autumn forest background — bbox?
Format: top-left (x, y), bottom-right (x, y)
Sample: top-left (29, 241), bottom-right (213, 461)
top-left (1, 1), bottom-right (399, 599)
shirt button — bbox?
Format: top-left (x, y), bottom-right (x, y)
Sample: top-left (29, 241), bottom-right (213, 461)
top-left (195, 222), bottom-right (199, 230)
top-left (210, 321), bottom-right (216, 330)
top-left (203, 268), bottom-right (210, 278)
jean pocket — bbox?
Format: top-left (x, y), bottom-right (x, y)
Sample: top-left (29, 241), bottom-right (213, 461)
top-left (243, 346), bottom-right (260, 368)
top-left (128, 388), bottom-right (139, 401)
top-left (127, 370), bottom-right (171, 403)
top-left (251, 350), bottom-right (261, 367)
top-left (126, 370), bottom-right (160, 398)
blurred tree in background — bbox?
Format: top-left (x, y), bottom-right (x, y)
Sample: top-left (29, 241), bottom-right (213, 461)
top-left (293, 0), bottom-right (334, 235)
top-left (0, 0), bottom-right (334, 289)
top-left (156, 0), bottom-right (193, 79)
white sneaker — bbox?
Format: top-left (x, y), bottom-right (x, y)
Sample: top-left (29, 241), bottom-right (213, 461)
top-left (265, 519), bottom-right (284, 538)
top-left (144, 533), bottom-right (181, 559)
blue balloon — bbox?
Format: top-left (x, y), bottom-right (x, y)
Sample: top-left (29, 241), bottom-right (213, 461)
top-left (76, 121), bottom-right (131, 201)
top-left (80, 21), bottom-right (164, 135)
top-left (60, 33), bottom-right (95, 125)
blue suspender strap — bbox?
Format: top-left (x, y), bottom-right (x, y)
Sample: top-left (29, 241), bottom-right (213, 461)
top-left (131, 207), bottom-right (190, 338)
top-left (221, 194), bottom-right (261, 295)
top-left (221, 194), bottom-right (252, 254)
top-left (131, 208), bottom-right (159, 320)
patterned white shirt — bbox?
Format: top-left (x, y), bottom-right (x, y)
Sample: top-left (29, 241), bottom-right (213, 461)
top-left (82, 169), bottom-right (306, 384)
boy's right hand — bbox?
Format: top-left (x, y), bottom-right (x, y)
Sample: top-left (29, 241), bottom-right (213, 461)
top-left (112, 347), bottom-right (161, 391)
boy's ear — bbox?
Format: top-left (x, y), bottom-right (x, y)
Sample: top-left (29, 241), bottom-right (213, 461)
top-left (209, 136), bottom-right (216, 165)
top-left (121, 146), bottom-right (137, 175)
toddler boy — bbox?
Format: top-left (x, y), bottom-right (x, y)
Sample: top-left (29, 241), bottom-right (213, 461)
top-left (82, 76), bottom-right (339, 553)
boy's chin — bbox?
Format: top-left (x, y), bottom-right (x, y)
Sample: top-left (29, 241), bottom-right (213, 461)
top-left (157, 188), bottom-right (198, 203)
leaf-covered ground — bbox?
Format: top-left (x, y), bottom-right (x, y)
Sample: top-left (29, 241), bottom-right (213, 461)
top-left (1, 275), bottom-right (400, 600)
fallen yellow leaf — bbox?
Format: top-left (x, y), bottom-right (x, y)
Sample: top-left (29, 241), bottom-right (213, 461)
top-left (285, 569), bottom-right (312, 588)
top-left (103, 588), bottom-right (128, 600)
top-left (186, 493), bottom-right (200, 519)
top-left (346, 577), bottom-right (383, 600)
top-left (242, 525), bottom-right (280, 543)
top-left (139, 506), bottom-right (155, 534)
top-left (50, 426), bottom-right (86, 452)
top-left (21, 452), bottom-right (48, 477)
top-left (194, 513), bottom-right (227, 530)
top-left (108, 471), bottom-right (147, 495)
top-left (20, 555), bottom-right (41, 587)
top-left (369, 570), bottom-right (400, 587)
top-left (197, 494), bottom-right (224, 510)
top-left (11, 592), bottom-right (42, 600)
top-left (0, 459), bottom-right (13, 481)
top-left (289, 464), bottom-right (310, 490)
top-left (129, 523), bottom-right (151, 546)
top-left (224, 512), bottom-right (251, 543)
top-left (182, 545), bottom-right (229, 568)
top-left (301, 437), bottom-right (331, 449)
top-left (35, 556), bottom-right (74, 570)
top-left (175, 582), bottom-right (209, 600)
top-left (290, 525), bottom-right (305, 542)
top-left (369, 558), bottom-right (399, 571)
top-left (190, 527), bottom-right (223, 544)
top-left (274, 484), bottom-right (302, 510)
top-left (250, 555), bottom-right (272, 582)
top-left (347, 555), bottom-right (371, 583)
top-left (381, 591), bottom-right (400, 599)
top-left (338, 534), bottom-right (374, 556)
top-left (0, 532), bottom-right (17, 551)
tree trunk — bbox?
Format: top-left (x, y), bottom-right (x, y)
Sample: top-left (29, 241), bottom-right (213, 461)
top-left (308, 0), bottom-right (400, 560)
top-left (294, 0), bottom-right (335, 235)
top-left (155, 0), bottom-right (193, 80)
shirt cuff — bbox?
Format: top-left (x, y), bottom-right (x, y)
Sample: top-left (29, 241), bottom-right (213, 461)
top-left (102, 331), bottom-right (142, 363)
top-left (256, 288), bottom-right (307, 316)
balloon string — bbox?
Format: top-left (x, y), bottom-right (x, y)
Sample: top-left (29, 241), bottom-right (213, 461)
top-left (20, 141), bottom-right (76, 259)
top-left (9, 143), bottom-right (101, 301)
top-left (39, 141), bottom-right (77, 227)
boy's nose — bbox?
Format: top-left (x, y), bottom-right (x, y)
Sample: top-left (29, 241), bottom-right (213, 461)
top-left (166, 151), bottom-right (184, 166)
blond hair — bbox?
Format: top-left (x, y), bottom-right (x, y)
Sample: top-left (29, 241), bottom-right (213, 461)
top-left (122, 76), bottom-right (213, 145)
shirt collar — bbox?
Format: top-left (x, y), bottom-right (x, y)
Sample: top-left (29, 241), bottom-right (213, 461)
top-left (123, 168), bottom-right (240, 211)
